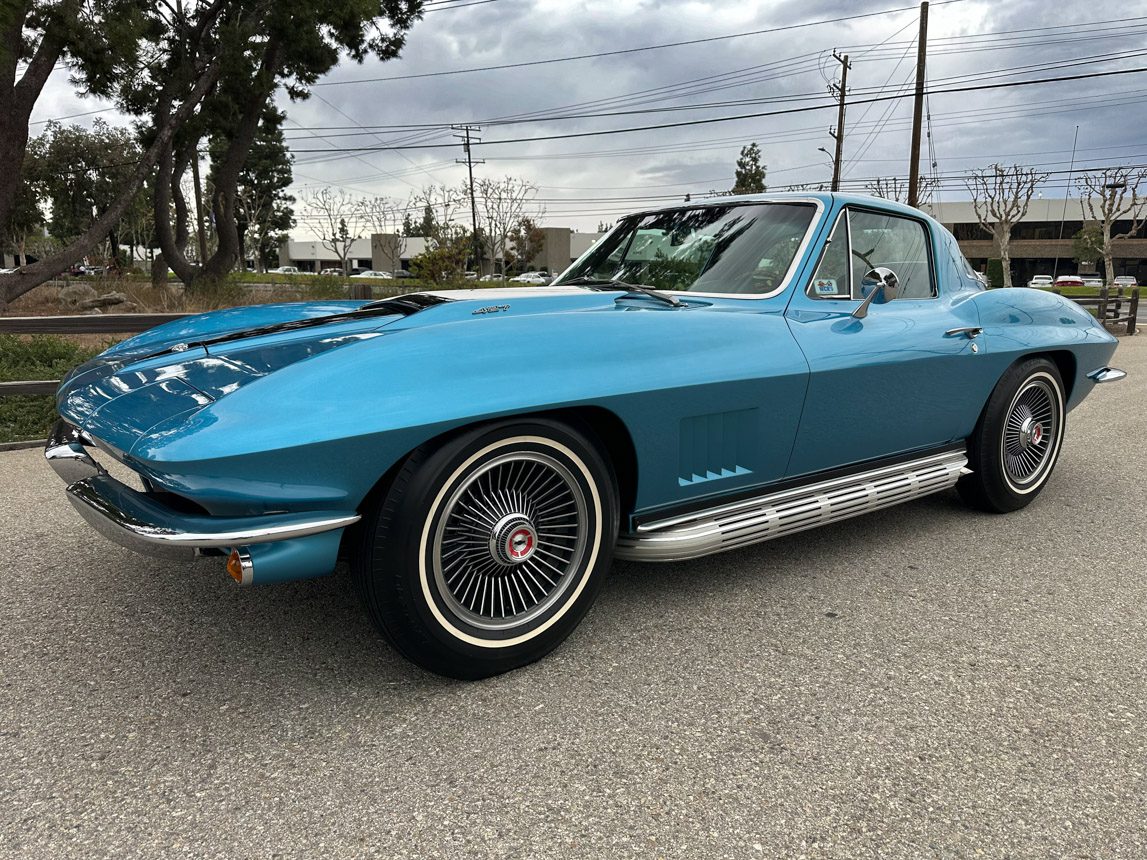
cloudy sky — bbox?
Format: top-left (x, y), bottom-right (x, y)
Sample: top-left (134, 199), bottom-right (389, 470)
top-left (28, 0), bottom-right (1147, 236)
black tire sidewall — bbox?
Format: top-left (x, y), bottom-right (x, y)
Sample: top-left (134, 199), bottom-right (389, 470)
top-left (964, 358), bottom-right (1065, 513)
top-left (360, 419), bottom-right (618, 678)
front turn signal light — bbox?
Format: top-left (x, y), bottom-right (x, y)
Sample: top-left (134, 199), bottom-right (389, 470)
top-left (227, 548), bottom-right (246, 583)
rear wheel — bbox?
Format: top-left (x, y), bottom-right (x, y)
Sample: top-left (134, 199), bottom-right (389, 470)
top-left (958, 357), bottom-right (1066, 513)
top-left (353, 419), bottom-right (618, 679)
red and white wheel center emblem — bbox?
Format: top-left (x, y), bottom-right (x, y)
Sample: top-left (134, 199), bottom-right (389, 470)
top-left (507, 527), bottom-right (536, 561)
top-left (1031, 423), bottom-right (1043, 445)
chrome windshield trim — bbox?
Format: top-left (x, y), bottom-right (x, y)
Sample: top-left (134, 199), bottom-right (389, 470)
top-left (554, 196), bottom-right (827, 301)
top-left (1087, 366), bottom-right (1127, 384)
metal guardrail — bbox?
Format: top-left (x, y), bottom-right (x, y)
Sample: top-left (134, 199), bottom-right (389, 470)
top-left (0, 312), bottom-right (189, 336)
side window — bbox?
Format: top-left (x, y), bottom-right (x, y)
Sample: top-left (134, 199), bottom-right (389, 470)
top-left (847, 210), bottom-right (934, 299)
top-left (807, 214), bottom-right (851, 299)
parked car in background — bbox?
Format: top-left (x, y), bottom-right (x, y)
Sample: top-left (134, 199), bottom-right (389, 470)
top-left (45, 192), bottom-right (1125, 680)
top-left (350, 270), bottom-right (394, 280)
top-left (1053, 275), bottom-right (1084, 289)
top-left (320, 268), bottom-right (347, 276)
top-left (1027, 275), bottom-right (1054, 289)
top-left (392, 270), bottom-right (416, 279)
top-left (1114, 276), bottom-right (1138, 288)
top-left (509, 271), bottom-right (551, 285)
top-left (478, 273), bottom-right (504, 282)
top-left (268, 266), bottom-right (301, 275)
top-left (1081, 276), bottom-right (1103, 288)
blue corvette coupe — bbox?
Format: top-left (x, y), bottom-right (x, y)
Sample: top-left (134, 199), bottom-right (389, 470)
top-left (47, 193), bottom-right (1124, 678)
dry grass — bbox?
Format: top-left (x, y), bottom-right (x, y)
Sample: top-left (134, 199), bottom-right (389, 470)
top-left (3, 276), bottom-right (336, 318)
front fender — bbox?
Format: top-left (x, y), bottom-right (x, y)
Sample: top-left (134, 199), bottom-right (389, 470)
top-left (129, 304), bottom-right (810, 517)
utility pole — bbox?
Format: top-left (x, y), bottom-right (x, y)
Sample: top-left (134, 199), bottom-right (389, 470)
top-left (907, 1), bottom-right (929, 208)
top-left (191, 151), bottom-right (208, 265)
top-left (829, 51), bottom-right (850, 192)
top-left (453, 124), bottom-right (485, 269)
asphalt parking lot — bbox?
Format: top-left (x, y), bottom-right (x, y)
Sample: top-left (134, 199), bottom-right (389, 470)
top-left (2, 336), bottom-right (1144, 859)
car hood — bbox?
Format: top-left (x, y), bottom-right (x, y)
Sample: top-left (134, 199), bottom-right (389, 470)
top-left (56, 287), bottom-right (645, 455)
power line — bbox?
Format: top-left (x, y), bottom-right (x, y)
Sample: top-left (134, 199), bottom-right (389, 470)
top-left (287, 64), bottom-right (1147, 153)
top-left (281, 47), bottom-right (1147, 146)
top-left (312, 1), bottom-right (970, 86)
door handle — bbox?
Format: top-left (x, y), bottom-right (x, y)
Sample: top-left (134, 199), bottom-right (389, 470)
top-left (945, 326), bottom-right (983, 339)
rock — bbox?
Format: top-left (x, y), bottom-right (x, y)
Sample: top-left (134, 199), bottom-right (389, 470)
top-left (59, 283), bottom-right (98, 307)
top-left (79, 291), bottom-right (129, 309)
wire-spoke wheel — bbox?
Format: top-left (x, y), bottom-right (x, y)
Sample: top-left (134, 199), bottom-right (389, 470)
top-left (353, 419), bottom-right (618, 680)
top-left (432, 452), bottom-right (589, 631)
top-left (959, 358), bottom-right (1066, 513)
top-left (1000, 376), bottom-right (1061, 492)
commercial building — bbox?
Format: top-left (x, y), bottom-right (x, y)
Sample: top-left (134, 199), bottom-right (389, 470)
top-left (278, 230), bottom-right (605, 274)
top-left (923, 199), bottom-right (1147, 285)
top-left (275, 198), bottom-right (1146, 286)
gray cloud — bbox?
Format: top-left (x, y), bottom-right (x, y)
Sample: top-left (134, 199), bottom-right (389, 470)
top-left (27, 0), bottom-right (1147, 232)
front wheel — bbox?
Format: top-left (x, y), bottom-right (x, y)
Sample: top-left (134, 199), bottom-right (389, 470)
top-left (958, 357), bottom-right (1066, 513)
top-left (353, 419), bottom-right (618, 679)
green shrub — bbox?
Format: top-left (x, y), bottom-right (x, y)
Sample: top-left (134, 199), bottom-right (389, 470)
top-left (0, 334), bottom-right (103, 381)
top-left (0, 395), bottom-right (58, 442)
top-left (986, 258), bottom-right (1004, 289)
top-left (0, 335), bottom-right (106, 443)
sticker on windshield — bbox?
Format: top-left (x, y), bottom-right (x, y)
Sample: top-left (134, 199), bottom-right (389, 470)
top-left (813, 278), bottom-right (839, 295)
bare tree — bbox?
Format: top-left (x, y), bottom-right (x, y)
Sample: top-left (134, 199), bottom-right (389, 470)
top-left (965, 164), bottom-right (1047, 289)
top-left (1077, 167), bottom-right (1147, 286)
top-left (415, 183), bottom-right (466, 245)
top-left (305, 188), bottom-right (365, 274)
top-left (472, 176), bottom-right (541, 278)
top-left (360, 195), bottom-right (408, 274)
top-left (866, 176), bottom-right (936, 206)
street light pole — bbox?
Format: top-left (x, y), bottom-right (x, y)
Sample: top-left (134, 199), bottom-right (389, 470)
top-left (817, 146), bottom-right (836, 189)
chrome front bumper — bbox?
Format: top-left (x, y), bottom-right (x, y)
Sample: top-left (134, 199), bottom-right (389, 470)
top-left (45, 420), bottom-right (360, 561)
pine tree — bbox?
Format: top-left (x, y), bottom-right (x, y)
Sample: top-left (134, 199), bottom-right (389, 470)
top-left (732, 143), bottom-right (767, 194)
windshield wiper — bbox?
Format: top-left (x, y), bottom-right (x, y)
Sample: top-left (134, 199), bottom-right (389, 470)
top-left (560, 276), bottom-right (682, 307)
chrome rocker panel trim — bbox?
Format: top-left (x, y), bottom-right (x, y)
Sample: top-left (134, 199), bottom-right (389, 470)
top-left (616, 450), bottom-right (968, 562)
top-left (47, 421), bottom-right (360, 561)
top-left (1087, 366), bottom-right (1127, 384)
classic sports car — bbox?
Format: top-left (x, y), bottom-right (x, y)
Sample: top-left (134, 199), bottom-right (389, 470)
top-left (47, 193), bottom-right (1125, 679)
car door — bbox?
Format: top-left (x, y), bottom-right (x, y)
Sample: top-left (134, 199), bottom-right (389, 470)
top-left (783, 205), bottom-right (989, 478)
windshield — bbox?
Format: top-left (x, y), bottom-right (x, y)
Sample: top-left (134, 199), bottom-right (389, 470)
top-left (555, 202), bottom-right (817, 295)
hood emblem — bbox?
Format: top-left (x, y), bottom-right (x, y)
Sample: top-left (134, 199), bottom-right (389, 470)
top-left (171, 343), bottom-right (189, 352)
top-left (472, 304), bottom-right (510, 315)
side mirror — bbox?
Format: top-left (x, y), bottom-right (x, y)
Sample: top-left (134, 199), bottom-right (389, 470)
top-left (852, 267), bottom-right (900, 319)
